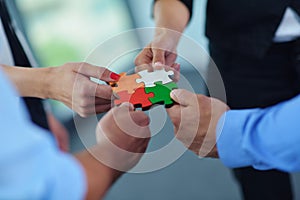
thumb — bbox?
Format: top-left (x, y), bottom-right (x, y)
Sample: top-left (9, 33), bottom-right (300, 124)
top-left (77, 63), bottom-right (120, 82)
top-left (112, 103), bottom-right (150, 139)
top-left (152, 48), bottom-right (165, 65)
top-left (170, 89), bottom-right (197, 106)
top-left (117, 103), bottom-right (150, 127)
top-left (130, 111), bottom-right (150, 127)
top-left (116, 102), bottom-right (135, 112)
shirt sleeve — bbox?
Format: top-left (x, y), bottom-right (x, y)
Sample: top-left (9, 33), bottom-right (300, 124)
top-left (216, 94), bottom-right (300, 172)
top-left (0, 69), bottom-right (86, 199)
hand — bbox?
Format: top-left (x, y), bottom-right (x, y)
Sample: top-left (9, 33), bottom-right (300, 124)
top-left (167, 89), bottom-right (230, 158)
top-left (47, 62), bottom-right (120, 117)
top-left (47, 112), bottom-right (69, 152)
top-left (135, 29), bottom-right (181, 81)
top-left (91, 103), bottom-right (151, 172)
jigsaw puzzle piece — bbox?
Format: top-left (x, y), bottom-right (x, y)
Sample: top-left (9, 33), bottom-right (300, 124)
top-left (114, 90), bottom-right (131, 106)
top-left (145, 81), bottom-right (178, 107)
top-left (136, 69), bottom-right (174, 87)
top-left (114, 88), bottom-right (154, 110)
top-left (110, 72), bottom-right (144, 94)
top-left (130, 88), bottom-right (154, 109)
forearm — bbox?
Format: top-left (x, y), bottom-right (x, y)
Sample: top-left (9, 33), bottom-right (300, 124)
top-left (75, 150), bottom-right (121, 200)
top-left (154, 0), bottom-right (190, 38)
top-left (1, 64), bottom-right (51, 99)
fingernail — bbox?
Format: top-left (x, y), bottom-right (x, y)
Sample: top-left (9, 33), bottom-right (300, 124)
top-left (128, 103), bottom-right (134, 110)
top-left (170, 89), bottom-right (178, 98)
top-left (154, 62), bottom-right (163, 66)
top-left (121, 102), bottom-right (134, 110)
top-left (110, 72), bottom-right (120, 81)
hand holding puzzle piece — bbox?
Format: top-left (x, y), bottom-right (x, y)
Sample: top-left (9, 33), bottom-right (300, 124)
top-left (109, 68), bottom-right (178, 110)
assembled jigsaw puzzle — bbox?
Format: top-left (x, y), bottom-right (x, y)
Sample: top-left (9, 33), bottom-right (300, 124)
top-left (109, 68), bottom-right (178, 110)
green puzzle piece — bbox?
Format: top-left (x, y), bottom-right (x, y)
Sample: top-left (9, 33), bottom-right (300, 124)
top-left (145, 81), bottom-right (178, 106)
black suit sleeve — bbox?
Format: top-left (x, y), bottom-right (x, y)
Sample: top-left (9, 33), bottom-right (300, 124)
top-left (153, 0), bottom-right (193, 21)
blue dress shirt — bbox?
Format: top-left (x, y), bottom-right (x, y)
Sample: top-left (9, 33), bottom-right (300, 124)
top-left (0, 69), bottom-right (86, 199)
top-left (217, 94), bottom-right (300, 172)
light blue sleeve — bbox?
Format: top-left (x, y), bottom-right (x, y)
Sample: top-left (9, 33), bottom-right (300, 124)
top-left (216, 94), bottom-right (300, 172)
top-left (0, 69), bottom-right (87, 199)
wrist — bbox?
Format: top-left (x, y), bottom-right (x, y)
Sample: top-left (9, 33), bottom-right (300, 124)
top-left (154, 27), bottom-right (181, 44)
top-left (75, 150), bottom-right (123, 199)
top-left (1, 65), bottom-right (51, 99)
top-left (42, 67), bottom-right (54, 99)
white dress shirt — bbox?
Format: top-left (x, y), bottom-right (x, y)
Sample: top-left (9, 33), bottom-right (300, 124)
top-left (274, 7), bottom-right (300, 42)
top-left (0, 17), bottom-right (14, 65)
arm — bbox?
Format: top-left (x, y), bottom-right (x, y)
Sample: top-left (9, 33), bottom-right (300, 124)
top-left (154, 0), bottom-right (191, 33)
top-left (46, 111), bottom-right (70, 152)
top-left (217, 94), bottom-right (300, 172)
top-left (75, 151), bottom-right (118, 200)
top-left (0, 67), bottom-right (150, 199)
top-left (135, 0), bottom-right (192, 74)
top-left (167, 89), bottom-right (300, 172)
top-left (1, 64), bottom-right (50, 98)
top-left (75, 103), bottom-right (151, 199)
top-left (1, 63), bottom-right (120, 117)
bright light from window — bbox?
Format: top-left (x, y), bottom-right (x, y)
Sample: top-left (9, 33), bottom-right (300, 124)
top-left (16, 0), bottom-right (135, 66)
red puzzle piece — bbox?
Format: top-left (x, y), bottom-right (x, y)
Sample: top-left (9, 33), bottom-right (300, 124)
top-left (114, 88), bottom-right (154, 109)
top-left (131, 88), bottom-right (154, 108)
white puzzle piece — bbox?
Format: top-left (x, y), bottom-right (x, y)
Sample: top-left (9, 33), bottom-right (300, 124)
top-left (136, 69), bottom-right (174, 87)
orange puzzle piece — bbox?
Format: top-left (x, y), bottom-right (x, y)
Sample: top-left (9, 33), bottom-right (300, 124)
top-left (109, 72), bottom-right (144, 94)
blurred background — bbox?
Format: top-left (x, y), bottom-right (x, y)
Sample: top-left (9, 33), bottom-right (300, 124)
top-left (15, 0), bottom-right (300, 199)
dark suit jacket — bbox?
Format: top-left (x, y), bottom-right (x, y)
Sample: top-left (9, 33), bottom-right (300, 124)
top-left (178, 0), bottom-right (295, 58)
top-left (1, 0), bottom-right (49, 130)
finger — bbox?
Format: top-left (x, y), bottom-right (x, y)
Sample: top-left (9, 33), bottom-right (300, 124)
top-left (94, 84), bottom-right (113, 100)
top-left (76, 96), bottom-right (111, 110)
top-left (152, 48), bottom-right (165, 65)
top-left (135, 63), bottom-right (153, 73)
top-left (94, 97), bottom-right (111, 104)
top-left (153, 62), bottom-right (165, 70)
top-left (172, 63), bottom-right (180, 72)
top-left (83, 96), bottom-right (111, 105)
top-left (130, 110), bottom-right (150, 127)
top-left (170, 89), bottom-right (197, 106)
top-left (75, 74), bottom-right (113, 100)
top-left (171, 63), bottom-right (180, 82)
top-left (110, 102), bottom-right (134, 120)
top-left (130, 111), bottom-right (151, 139)
top-left (134, 45), bottom-right (152, 66)
top-left (153, 61), bottom-right (179, 72)
top-left (153, 62), bottom-right (180, 82)
top-left (76, 63), bottom-right (120, 82)
top-left (78, 103), bottom-right (112, 117)
top-left (135, 54), bottom-right (151, 67)
top-left (95, 103), bottom-right (112, 114)
top-left (112, 103), bottom-right (150, 138)
top-left (166, 104), bottom-right (182, 126)
top-left (116, 102), bottom-right (135, 112)
top-left (165, 52), bottom-right (177, 66)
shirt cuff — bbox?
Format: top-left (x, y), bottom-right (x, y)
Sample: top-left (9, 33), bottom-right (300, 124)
top-left (216, 110), bottom-right (256, 168)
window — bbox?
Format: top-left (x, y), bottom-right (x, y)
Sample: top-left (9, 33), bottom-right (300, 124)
top-left (16, 0), bottom-right (136, 120)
